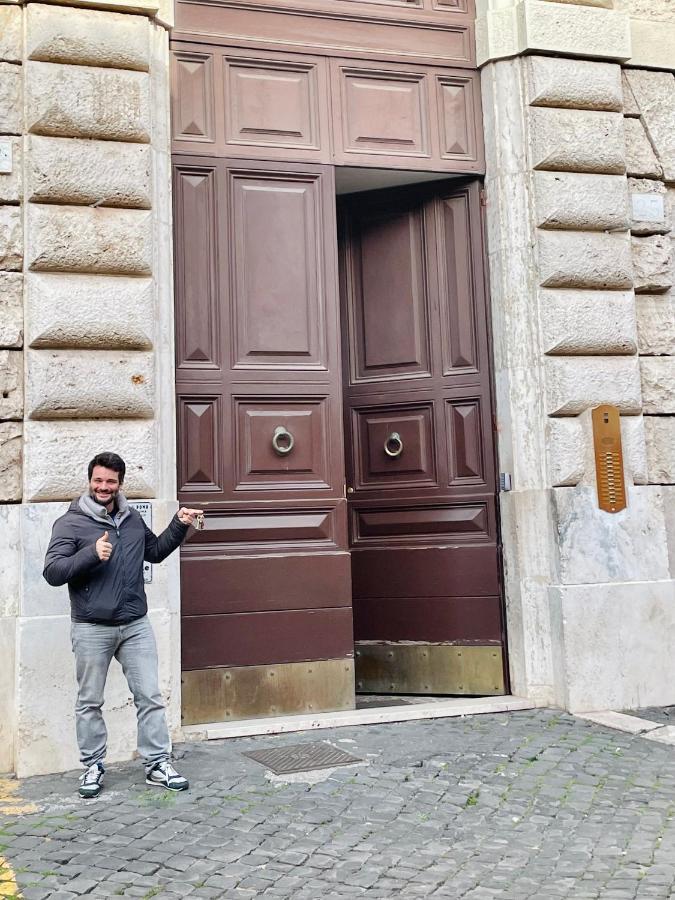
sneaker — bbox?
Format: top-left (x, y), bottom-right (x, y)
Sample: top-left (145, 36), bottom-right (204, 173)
top-left (146, 761), bottom-right (189, 792)
top-left (78, 762), bottom-right (104, 799)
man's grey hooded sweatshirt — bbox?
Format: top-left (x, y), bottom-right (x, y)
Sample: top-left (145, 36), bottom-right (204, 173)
top-left (43, 493), bottom-right (189, 625)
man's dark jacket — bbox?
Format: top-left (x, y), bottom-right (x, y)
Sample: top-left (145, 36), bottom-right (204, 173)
top-left (43, 493), bottom-right (189, 625)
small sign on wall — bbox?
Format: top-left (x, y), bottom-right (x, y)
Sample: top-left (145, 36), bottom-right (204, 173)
top-left (129, 501), bottom-right (153, 583)
top-left (592, 405), bottom-right (627, 514)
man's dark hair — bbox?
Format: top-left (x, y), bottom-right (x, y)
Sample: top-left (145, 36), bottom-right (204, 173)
top-left (88, 452), bottom-right (126, 483)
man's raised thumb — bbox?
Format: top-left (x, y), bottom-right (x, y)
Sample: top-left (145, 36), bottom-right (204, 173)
top-left (102, 531), bottom-right (109, 541)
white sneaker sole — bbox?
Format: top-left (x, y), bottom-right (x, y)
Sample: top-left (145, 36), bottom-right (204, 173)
top-left (145, 776), bottom-right (189, 791)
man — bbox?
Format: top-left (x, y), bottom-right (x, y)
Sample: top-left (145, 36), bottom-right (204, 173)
top-left (43, 452), bottom-right (203, 799)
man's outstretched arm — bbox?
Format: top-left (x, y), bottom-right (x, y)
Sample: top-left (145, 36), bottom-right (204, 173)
top-left (142, 507), bottom-right (201, 563)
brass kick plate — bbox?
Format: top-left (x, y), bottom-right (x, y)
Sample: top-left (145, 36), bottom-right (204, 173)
top-left (592, 404), bottom-right (626, 513)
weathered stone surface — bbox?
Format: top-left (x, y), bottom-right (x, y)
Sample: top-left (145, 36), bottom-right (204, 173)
top-left (622, 70), bottom-right (640, 117)
top-left (0, 62), bottom-right (21, 135)
top-left (0, 614), bottom-right (16, 773)
top-left (533, 172), bottom-right (629, 231)
top-left (521, 1), bottom-right (631, 61)
top-left (525, 55), bottom-right (622, 111)
top-left (645, 416), bottom-right (675, 484)
top-left (545, 356), bottom-right (642, 416)
top-left (636, 294), bottom-right (675, 355)
top-left (0, 136), bottom-right (21, 205)
top-left (538, 231), bottom-right (632, 290)
top-left (528, 108), bottom-right (626, 174)
top-left (628, 18), bottom-right (675, 72)
top-left (25, 61), bottom-right (150, 142)
top-left (624, 70), bottom-right (675, 182)
top-left (27, 135), bottom-right (151, 208)
top-left (641, 357), bottom-right (675, 413)
top-left (624, 118), bottom-right (662, 179)
top-left (0, 504), bottom-right (19, 616)
top-left (614, 0), bottom-right (675, 19)
top-left (27, 205), bottom-right (153, 275)
top-left (0, 421), bottom-right (21, 502)
top-left (0, 206), bottom-right (21, 271)
top-left (26, 4), bottom-right (150, 71)
top-left (26, 273), bottom-right (153, 349)
top-left (0, 273), bottom-right (22, 348)
top-left (0, 7), bottom-right (21, 63)
top-left (540, 289), bottom-right (637, 355)
top-left (547, 417), bottom-right (585, 487)
top-left (629, 178), bottom-right (669, 235)
top-left (0, 350), bottom-right (22, 419)
top-left (622, 412), bottom-right (648, 485)
top-left (23, 419), bottom-right (156, 501)
top-left (26, 349), bottom-right (154, 420)
top-left (632, 235), bottom-right (673, 293)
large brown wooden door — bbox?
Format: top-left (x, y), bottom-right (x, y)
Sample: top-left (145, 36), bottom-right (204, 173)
top-left (175, 157), bottom-right (354, 725)
top-left (339, 180), bottom-right (506, 695)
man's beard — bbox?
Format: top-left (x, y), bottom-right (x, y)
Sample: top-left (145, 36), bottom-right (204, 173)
top-left (90, 488), bottom-right (119, 508)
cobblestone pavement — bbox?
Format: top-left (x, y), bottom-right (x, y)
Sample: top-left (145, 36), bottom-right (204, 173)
top-left (3, 709), bottom-right (675, 899)
top-left (628, 707), bottom-right (675, 727)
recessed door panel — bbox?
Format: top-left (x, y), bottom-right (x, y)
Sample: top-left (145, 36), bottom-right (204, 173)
top-left (172, 51), bottom-right (215, 144)
top-left (438, 192), bottom-right (479, 374)
top-left (178, 396), bottom-right (222, 493)
top-left (446, 397), bottom-right (485, 485)
top-left (352, 403), bottom-right (437, 489)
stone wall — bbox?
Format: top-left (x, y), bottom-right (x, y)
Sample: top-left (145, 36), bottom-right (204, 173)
top-left (0, 1), bottom-right (179, 777)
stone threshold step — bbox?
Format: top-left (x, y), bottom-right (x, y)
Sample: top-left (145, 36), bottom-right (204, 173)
top-left (182, 695), bottom-right (537, 742)
top-left (575, 710), bottom-right (675, 745)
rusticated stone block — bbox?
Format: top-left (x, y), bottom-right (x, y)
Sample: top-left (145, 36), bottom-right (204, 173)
top-left (0, 7), bottom-right (21, 63)
top-left (0, 207), bottom-right (22, 272)
top-left (526, 55), bottom-right (622, 112)
top-left (622, 71), bottom-right (640, 118)
top-left (0, 421), bottom-right (21, 502)
top-left (26, 273), bottom-right (153, 350)
top-left (548, 413), bottom-right (647, 487)
top-left (632, 235), bottom-right (673, 293)
top-left (0, 62), bottom-right (21, 135)
top-left (645, 417), bottom-right (675, 484)
top-left (528, 108), bottom-right (625, 175)
top-left (636, 295), bottom-right (675, 356)
top-left (624, 118), bottom-right (662, 179)
top-left (641, 358), bottom-right (675, 414)
top-left (538, 231), bottom-right (632, 290)
top-left (624, 70), bottom-right (675, 182)
top-left (540, 289), bottom-right (636, 356)
top-left (533, 172), bottom-right (629, 232)
top-left (26, 4), bottom-right (150, 72)
top-left (28, 136), bottom-right (151, 209)
top-left (0, 273), bottom-right (22, 348)
top-left (23, 419), bottom-right (156, 501)
top-left (25, 61), bottom-right (150, 143)
top-left (0, 350), bottom-right (22, 420)
top-left (629, 179), bottom-right (669, 236)
top-left (521, 2), bottom-right (630, 60)
top-left (26, 349), bottom-right (154, 420)
top-left (545, 356), bottom-right (641, 416)
top-left (0, 137), bottom-right (22, 205)
top-left (27, 205), bottom-right (152, 275)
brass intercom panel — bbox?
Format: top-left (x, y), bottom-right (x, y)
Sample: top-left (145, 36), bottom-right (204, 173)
top-left (592, 404), bottom-right (626, 513)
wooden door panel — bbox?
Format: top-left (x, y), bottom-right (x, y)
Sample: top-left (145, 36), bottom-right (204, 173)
top-left (178, 396), bottom-right (223, 493)
top-left (351, 501), bottom-right (491, 542)
top-left (437, 74), bottom-right (479, 162)
top-left (172, 50), bottom-right (216, 146)
top-left (445, 396), bottom-right (486, 486)
top-left (354, 596), bottom-right (502, 642)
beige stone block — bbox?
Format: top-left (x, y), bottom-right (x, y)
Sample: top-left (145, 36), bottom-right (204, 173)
top-left (624, 118), bottom-right (662, 179)
top-left (632, 235), bottom-right (673, 293)
top-left (27, 135), bottom-right (151, 209)
top-left (26, 349), bottom-right (154, 420)
top-left (0, 421), bottom-right (21, 502)
top-left (0, 272), bottom-right (22, 348)
top-left (0, 7), bottom-right (21, 63)
top-left (664, 484), bottom-right (675, 574)
top-left (540, 289), bottom-right (637, 356)
top-left (26, 4), bottom-right (150, 71)
top-left (614, 0), bottom-right (675, 19)
top-left (25, 61), bottom-right (151, 143)
top-left (23, 419), bottom-right (156, 501)
top-left (622, 71), bottom-right (640, 117)
top-left (0, 504), bottom-right (20, 617)
top-left (641, 357), bottom-right (675, 413)
top-left (624, 70), bottom-right (675, 181)
top-left (525, 55), bottom-right (622, 111)
top-left (636, 294), bottom-right (675, 355)
top-left (533, 172), bottom-right (629, 232)
top-left (622, 413), bottom-right (648, 485)
top-left (28, 205), bottom-right (153, 275)
top-left (0, 205), bottom-right (22, 271)
top-left (521, 1), bottom-right (631, 60)
top-left (628, 18), bottom-right (675, 72)
top-left (645, 416), bottom-right (675, 484)
top-left (29, 0), bottom-right (160, 17)
top-left (528, 107), bottom-right (626, 175)
top-left (0, 62), bottom-right (21, 135)
top-left (538, 231), bottom-right (632, 290)
top-left (550, 580), bottom-right (675, 713)
top-left (545, 356), bottom-right (642, 416)
top-left (27, 273), bottom-right (154, 350)
top-left (629, 178), bottom-right (669, 236)
top-left (0, 616), bottom-right (15, 773)
top-left (0, 136), bottom-right (21, 205)
top-left (554, 483), bottom-right (670, 583)
top-left (0, 349), bottom-right (22, 419)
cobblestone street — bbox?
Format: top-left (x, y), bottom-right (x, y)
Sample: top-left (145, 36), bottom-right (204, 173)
top-left (3, 709), bottom-right (675, 899)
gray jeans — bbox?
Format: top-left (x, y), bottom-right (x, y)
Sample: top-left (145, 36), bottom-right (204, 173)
top-left (70, 616), bottom-right (171, 772)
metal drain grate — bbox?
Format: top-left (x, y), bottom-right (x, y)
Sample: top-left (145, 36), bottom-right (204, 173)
top-left (243, 741), bottom-right (362, 775)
